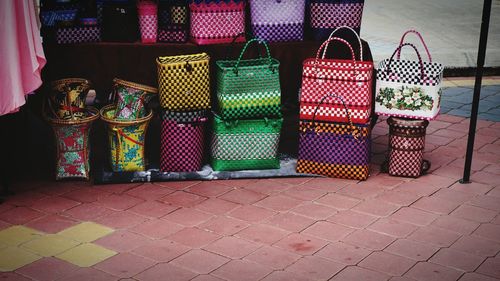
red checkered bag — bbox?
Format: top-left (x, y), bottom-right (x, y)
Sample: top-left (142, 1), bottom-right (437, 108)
top-left (160, 110), bottom-right (207, 172)
top-left (189, 0), bottom-right (245, 45)
top-left (138, 1), bottom-right (158, 43)
top-left (299, 36), bottom-right (373, 125)
top-left (384, 117), bottom-right (430, 178)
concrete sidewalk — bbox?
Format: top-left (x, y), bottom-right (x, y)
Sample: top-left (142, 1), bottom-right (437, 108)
top-left (361, 0), bottom-right (500, 68)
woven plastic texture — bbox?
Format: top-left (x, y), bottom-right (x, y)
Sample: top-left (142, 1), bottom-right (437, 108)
top-left (210, 115), bottom-right (282, 171)
top-left (309, 0), bottom-right (364, 41)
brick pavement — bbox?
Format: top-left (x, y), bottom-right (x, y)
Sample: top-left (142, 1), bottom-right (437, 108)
top-left (0, 79), bottom-right (499, 280)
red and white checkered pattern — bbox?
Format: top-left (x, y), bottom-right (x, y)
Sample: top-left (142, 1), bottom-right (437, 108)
top-left (300, 103), bottom-right (370, 124)
top-left (310, 2), bottom-right (364, 29)
top-left (190, 2), bottom-right (245, 45)
top-left (301, 76), bottom-right (371, 106)
top-left (139, 14), bottom-right (158, 43)
top-left (388, 149), bottom-right (424, 178)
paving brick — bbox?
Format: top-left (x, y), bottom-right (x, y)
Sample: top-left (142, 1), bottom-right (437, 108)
top-left (53, 267), bottom-right (118, 281)
top-left (244, 245), bottom-right (301, 270)
top-left (359, 251), bottom-right (416, 276)
top-left (125, 183), bottom-right (175, 201)
top-left (431, 188), bottom-right (476, 204)
top-left (171, 249), bottom-right (229, 274)
top-left (295, 177), bottom-right (351, 192)
top-left (431, 216), bottom-right (480, 235)
top-left (254, 195), bottom-right (303, 212)
top-left (467, 195), bottom-right (500, 212)
top-left (286, 256), bottom-right (345, 280)
top-left (376, 190), bottom-right (423, 207)
top-left (352, 199), bottom-right (401, 217)
top-left (191, 275), bottom-right (225, 281)
top-left (315, 193), bottom-right (361, 210)
top-left (337, 183), bottom-right (386, 200)
top-left (330, 266), bottom-right (390, 281)
top-left (451, 235), bottom-right (500, 257)
top-left (186, 182), bottom-right (234, 198)
top-left (476, 257), bottom-right (500, 279)
top-left (327, 210), bottom-right (378, 229)
top-left (242, 179), bottom-right (293, 195)
top-left (0, 206), bottom-right (44, 225)
top-left (303, 221), bottom-right (354, 242)
top-left (273, 233), bottom-right (328, 255)
top-left (63, 203), bottom-right (115, 221)
top-left (168, 227), bottom-right (221, 248)
top-left (408, 225), bottom-right (461, 247)
top-left (203, 236), bottom-right (260, 259)
top-left (200, 216), bottom-right (249, 236)
top-left (16, 257), bottom-right (79, 281)
top-left (94, 211), bottom-right (147, 230)
top-left (216, 179), bottom-right (259, 189)
top-left (458, 272), bottom-right (500, 281)
top-left (365, 174), bottom-right (408, 190)
top-left (264, 212), bottom-right (315, 232)
top-left (153, 181), bottom-right (200, 191)
top-left (342, 229), bottom-right (396, 251)
top-left (392, 181), bottom-right (440, 197)
top-left (269, 177), bottom-right (314, 186)
top-left (228, 205), bottom-right (277, 223)
top-left (385, 239), bottom-right (440, 261)
top-left (132, 239), bottom-right (190, 262)
top-left (160, 191), bottom-right (207, 208)
top-left (96, 194), bottom-right (143, 211)
top-left (211, 260), bottom-right (272, 281)
top-left (162, 208), bottom-right (213, 227)
top-left (451, 204), bottom-right (497, 223)
top-left (367, 219), bottom-right (418, 238)
top-left (473, 224), bottom-right (500, 242)
top-left (94, 252), bottom-right (156, 279)
top-left (411, 196), bottom-right (460, 215)
top-left (291, 202), bottom-right (338, 220)
top-left (128, 200), bottom-right (178, 218)
top-left (390, 207), bottom-right (439, 226)
top-left (449, 181), bottom-right (494, 195)
top-left (135, 263), bottom-right (197, 281)
top-left (63, 188), bottom-right (112, 203)
top-left (471, 171), bottom-right (500, 186)
top-left (282, 186), bottom-right (327, 201)
top-left (432, 165), bottom-right (466, 179)
top-left (236, 224), bottom-right (289, 245)
top-left (194, 198), bottom-right (240, 215)
top-left (405, 262), bottom-right (462, 281)
top-left (218, 189), bottom-right (267, 205)
top-left (430, 248), bottom-right (485, 272)
top-left (414, 174), bottom-right (458, 189)
top-left (260, 270), bottom-right (312, 281)
top-left (101, 183), bottom-right (142, 194)
top-left (94, 230), bottom-right (151, 252)
top-left (31, 196), bottom-right (80, 214)
top-left (24, 214), bottom-right (78, 233)
top-left (5, 191), bottom-right (48, 208)
top-left (129, 220), bottom-right (183, 240)
top-left (315, 241), bottom-right (371, 265)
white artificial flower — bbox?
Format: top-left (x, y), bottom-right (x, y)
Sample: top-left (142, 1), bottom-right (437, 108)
top-left (414, 100), bottom-right (422, 106)
top-left (403, 88), bottom-right (412, 95)
top-left (404, 97), bottom-right (413, 104)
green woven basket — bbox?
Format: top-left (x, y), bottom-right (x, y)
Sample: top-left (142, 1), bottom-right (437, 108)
top-left (216, 39), bottom-right (281, 120)
top-left (210, 115), bottom-right (283, 171)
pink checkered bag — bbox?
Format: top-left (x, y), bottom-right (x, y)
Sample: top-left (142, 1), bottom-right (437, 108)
top-left (309, 0), bottom-right (364, 41)
top-left (138, 1), bottom-right (158, 43)
top-left (160, 110), bottom-right (208, 172)
top-left (189, 0), bottom-right (246, 45)
top-left (384, 117), bottom-right (430, 178)
top-left (299, 36), bottom-right (373, 125)
top-left (56, 26), bottom-right (101, 44)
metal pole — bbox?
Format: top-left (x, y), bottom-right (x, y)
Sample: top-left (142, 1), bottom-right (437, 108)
top-left (460, 0), bottom-right (492, 184)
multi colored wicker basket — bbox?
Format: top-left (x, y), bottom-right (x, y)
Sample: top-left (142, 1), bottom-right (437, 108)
top-left (50, 78), bottom-right (92, 120)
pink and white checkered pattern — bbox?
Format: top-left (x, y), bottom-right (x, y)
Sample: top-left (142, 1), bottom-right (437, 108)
top-left (300, 103), bottom-right (370, 124)
top-left (160, 119), bottom-right (206, 173)
top-left (190, 4), bottom-right (245, 45)
top-left (56, 26), bottom-right (101, 44)
top-left (139, 14), bottom-right (158, 43)
top-left (310, 2), bottom-right (364, 29)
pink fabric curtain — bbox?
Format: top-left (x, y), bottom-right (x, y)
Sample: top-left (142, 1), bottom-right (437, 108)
top-left (0, 0), bottom-right (46, 116)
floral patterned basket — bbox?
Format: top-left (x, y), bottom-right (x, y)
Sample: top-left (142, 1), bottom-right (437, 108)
top-left (46, 108), bottom-right (99, 180)
top-left (375, 42), bottom-right (444, 120)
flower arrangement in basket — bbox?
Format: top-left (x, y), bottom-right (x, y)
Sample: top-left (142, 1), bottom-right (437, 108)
top-left (375, 86), bottom-right (436, 112)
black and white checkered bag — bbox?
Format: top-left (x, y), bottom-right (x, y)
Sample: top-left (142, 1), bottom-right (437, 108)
top-left (375, 41), bottom-right (444, 120)
top-left (56, 26), bottom-right (101, 44)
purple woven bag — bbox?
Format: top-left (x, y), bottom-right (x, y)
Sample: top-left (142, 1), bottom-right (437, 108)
top-left (160, 110), bottom-right (207, 173)
top-left (309, 0), bottom-right (365, 41)
top-left (249, 0), bottom-right (305, 42)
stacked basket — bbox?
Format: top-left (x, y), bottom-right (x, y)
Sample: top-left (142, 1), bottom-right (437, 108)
top-left (156, 53), bottom-right (211, 172)
top-left (211, 38), bottom-right (283, 171)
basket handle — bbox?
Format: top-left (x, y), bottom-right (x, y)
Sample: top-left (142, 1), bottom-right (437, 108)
top-left (322, 26), bottom-right (363, 60)
top-left (313, 37), bottom-right (358, 79)
top-left (224, 32), bottom-right (262, 60)
top-left (234, 38), bottom-right (273, 75)
top-left (386, 43), bottom-right (425, 82)
top-left (309, 93), bottom-right (360, 140)
top-left (397, 30), bottom-right (432, 62)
